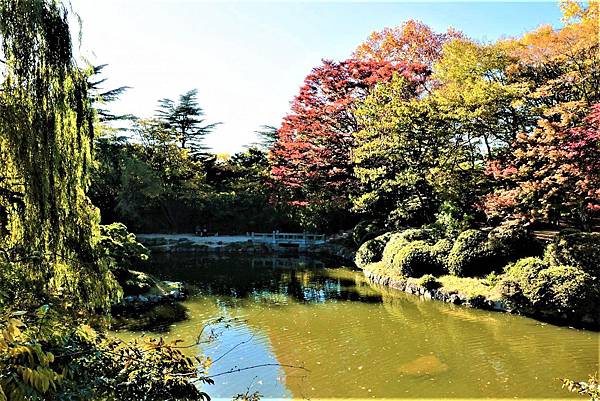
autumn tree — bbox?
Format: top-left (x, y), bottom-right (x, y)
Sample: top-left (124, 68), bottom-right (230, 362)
top-left (482, 104), bottom-right (600, 229)
top-left (270, 59), bottom-right (428, 229)
top-left (432, 39), bottom-right (532, 158)
top-left (479, 1), bottom-right (600, 228)
top-left (353, 19), bottom-right (462, 67)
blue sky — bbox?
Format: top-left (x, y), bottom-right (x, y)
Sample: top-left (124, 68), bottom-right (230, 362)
top-left (70, 1), bottom-right (564, 154)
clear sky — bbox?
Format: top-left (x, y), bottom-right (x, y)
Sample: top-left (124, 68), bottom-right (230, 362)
top-left (70, 1), bottom-right (564, 154)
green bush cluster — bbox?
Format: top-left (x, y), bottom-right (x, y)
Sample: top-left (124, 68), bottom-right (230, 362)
top-left (431, 238), bottom-right (453, 267)
top-left (446, 229), bottom-right (491, 277)
top-left (355, 232), bottom-right (393, 269)
top-left (381, 228), bottom-right (438, 266)
top-left (500, 254), bottom-right (599, 316)
top-left (389, 240), bottom-right (443, 277)
top-left (544, 231), bottom-right (600, 277)
top-left (447, 224), bottom-right (540, 277)
top-left (352, 220), bottom-right (384, 246)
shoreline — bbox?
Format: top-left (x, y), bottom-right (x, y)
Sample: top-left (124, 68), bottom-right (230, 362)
top-left (363, 267), bottom-right (599, 331)
top-left (137, 233), bottom-right (356, 262)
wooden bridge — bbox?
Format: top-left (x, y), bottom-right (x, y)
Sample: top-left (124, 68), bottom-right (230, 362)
top-left (247, 232), bottom-right (326, 249)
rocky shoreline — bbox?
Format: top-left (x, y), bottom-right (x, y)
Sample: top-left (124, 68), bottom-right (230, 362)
top-left (138, 235), bottom-right (356, 263)
top-left (364, 268), bottom-right (599, 330)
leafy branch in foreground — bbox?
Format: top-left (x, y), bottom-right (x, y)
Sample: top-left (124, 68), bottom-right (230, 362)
top-left (561, 372), bottom-right (600, 401)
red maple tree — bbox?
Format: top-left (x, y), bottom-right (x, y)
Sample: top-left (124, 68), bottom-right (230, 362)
top-left (269, 59), bottom-right (429, 207)
top-left (481, 104), bottom-right (600, 227)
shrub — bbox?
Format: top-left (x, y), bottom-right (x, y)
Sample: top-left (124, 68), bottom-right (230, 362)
top-left (487, 220), bottom-right (542, 260)
top-left (355, 232), bottom-right (393, 269)
top-left (505, 257), bottom-right (548, 284)
top-left (352, 220), bottom-right (383, 246)
top-left (381, 228), bottom-right (438, 267)
top-left (528, 266), bottom-right (598, 312)
top-left (447, 224), bottom-right (541, 277)
top-left (501, 257), bottom-right (600, 315)
top-left (544, 231), bottom-right (600, 277)
top-left (99, 223), bottom-right (149, 271)
top-left (390, 241), bottom-right (441, 277)
top-left (501, 257), bottom-right (549, 301)
top-left (417, 274), bottom-right (442, 290)
top-left (431, 238), bottom-right (453, 271)
top-left (447, 229), bottom-right (490, 277)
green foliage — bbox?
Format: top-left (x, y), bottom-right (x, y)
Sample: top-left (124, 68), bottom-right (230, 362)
top-left (352, 220), bottom-right (383, 246)
top-left (447, 224), bottom-right (540, 277)
top-left (430, 238), bottom-right (453, 268)
top-left (389, 240), bottom-right (440, 277)
top-left (501, 256), bottom-right (599, 315)
top-left (505, 257), bottom-right (548, 286)
top-left (355, 232), bottom-right (393, 269)
top-left (0, 308), bottom-right (212, 401)
top-left (98, 223), bottom-right (149, 271)
top-left (381, 228), bottom-right (437, 267)
top-left (446, 229), bottom-right (490, 277)
top-left (544, 231), bottom-right (600, 277)
top-left (0, 0), bottom-right (120, 311)
top-left (353, 75), bottom-right (480, 227)
top-left (529, 266), bottom-right (598, 311)
top-left (155, 89), bottom-right (221, 157)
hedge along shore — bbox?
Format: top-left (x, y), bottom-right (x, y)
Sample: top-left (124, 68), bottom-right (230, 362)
top-left (362, 263), bottom-right (599, 331)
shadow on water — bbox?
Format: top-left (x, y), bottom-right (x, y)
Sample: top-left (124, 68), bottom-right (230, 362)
top-left (112, 302), bottom-right (189, 333)
top-left (138, 253), bottom-right (382, 304)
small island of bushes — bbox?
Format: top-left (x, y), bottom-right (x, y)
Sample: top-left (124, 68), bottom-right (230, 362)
top-left (355, 222), bottom-right (600, 328)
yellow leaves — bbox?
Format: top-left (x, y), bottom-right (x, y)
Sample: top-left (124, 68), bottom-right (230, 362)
top-left (17, 366), bottom-right (61, 394)
top-left (76, 323), bottom-right (98, 341)
top-left (1, 318), bottom-right (24, 343)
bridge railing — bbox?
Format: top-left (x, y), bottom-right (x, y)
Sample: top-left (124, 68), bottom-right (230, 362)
top-left (249, 232), bottom-right (326, 243)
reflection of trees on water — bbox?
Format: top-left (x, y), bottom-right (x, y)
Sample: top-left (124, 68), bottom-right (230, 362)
top-left (143, 254), bottom-right (382, 304)
top-left (112, 302), bottom-right (189, 333)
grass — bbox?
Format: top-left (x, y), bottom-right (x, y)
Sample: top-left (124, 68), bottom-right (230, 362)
top-left (363, 261), bottom-right (502, 301)
top-left (435, 275), bottom-right (501, 301)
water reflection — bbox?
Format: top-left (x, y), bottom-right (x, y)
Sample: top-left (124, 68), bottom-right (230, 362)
top-left (114, 254), bottom-right (599, 399)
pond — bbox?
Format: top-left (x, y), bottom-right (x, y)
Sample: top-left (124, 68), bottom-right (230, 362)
top-left (114, 254), bottom-right (599, 400)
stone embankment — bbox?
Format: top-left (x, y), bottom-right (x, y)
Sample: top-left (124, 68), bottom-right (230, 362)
top-left (137, 234), bottom-right (356, 263)
top-left (112, 279), bottom-right (187, 313)
top-left (364, 268), bottom-right (599, 330)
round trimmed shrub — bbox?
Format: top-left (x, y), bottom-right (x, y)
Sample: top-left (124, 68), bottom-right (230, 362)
top-left (544, 231), bottom-right (600, 277)
top-left (390, 241), bottom-right (441, 277)
top-left (487, 221), bottom-right (542, 260)
top-left (381, 228), bottom-right (438, 267)
top-left (381, 232), bottom-right (406, 266)
top-left (431, 238), bottom-right (453, 271)
top-left (447, 229), bottom-right (490, 277)
top-left (527, 266), bottom-right (598, 312)
top-left (355, 232), bottom-right (393, 269)
top-left (505, 257), bottom-right (548, 284)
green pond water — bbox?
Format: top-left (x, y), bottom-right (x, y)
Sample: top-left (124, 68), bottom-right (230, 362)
top-left (114, 254), bottom-right (599, 400)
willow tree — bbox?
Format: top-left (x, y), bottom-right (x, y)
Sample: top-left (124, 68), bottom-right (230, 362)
top-left (0, 0), bottom-right (119, 310)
